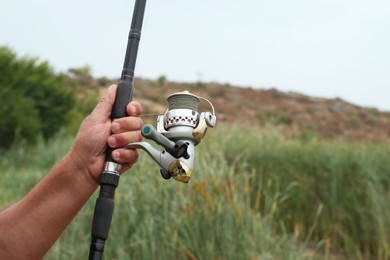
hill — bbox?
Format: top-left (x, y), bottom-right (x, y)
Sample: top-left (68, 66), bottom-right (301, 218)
top-left (130, 78), bottom-right (390, 142)
top-left (71, 73), bottom-right (390, 142)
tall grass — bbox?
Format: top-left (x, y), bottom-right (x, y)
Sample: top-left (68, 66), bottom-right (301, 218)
top-left (220, 124), bottom-right (390, 259)
top-left (1, 125), bottom-right (389, 259)
top-left (0, 133), bottom-right (74, 208)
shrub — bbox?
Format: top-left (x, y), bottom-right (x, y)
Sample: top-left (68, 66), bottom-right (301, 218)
top-left (0, 46), bottom-right (75, 148)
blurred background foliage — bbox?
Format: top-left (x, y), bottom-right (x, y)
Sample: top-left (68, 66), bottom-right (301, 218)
top-left (0, 46), bottom-right (75, 148)
top-left (0, 46), bottom-right (102, 148)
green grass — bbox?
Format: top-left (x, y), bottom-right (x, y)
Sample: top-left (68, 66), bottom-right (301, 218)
top-left (1, 125), bottom-right (389, 259)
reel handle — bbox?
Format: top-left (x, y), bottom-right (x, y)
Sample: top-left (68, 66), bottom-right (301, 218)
top-left (142, 124), bottom-right (189, 159)
top-left (142, 124), bottom-right (174, 151)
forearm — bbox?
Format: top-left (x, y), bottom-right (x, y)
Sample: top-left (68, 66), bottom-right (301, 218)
top-left (0, 151), bottom-right (99, 259)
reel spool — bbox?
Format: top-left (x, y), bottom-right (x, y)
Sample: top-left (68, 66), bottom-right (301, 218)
top-left (126, 90), bottom-right (216, 183)
top-left (164, 92), bottom-right (199, 129)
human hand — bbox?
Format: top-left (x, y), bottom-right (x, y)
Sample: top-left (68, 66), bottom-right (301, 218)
top-left (70, 84), bottom-right (143, 183)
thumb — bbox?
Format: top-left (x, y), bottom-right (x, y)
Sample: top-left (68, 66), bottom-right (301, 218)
top-left (91, 84), bottom-right (117, 120)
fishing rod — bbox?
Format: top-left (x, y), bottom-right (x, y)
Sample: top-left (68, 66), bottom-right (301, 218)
top-left (88, 0), bottom-right (147, 259)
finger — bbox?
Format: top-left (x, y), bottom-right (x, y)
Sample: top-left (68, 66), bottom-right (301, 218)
top-left (111, 116), bottom-right (143, 134)
top-left (111, 148), bottom-right (139, 165)
top-left (126, 101), bottom-right (142, 116)
top-left (91, 84), bottom-right (117, 119)
top-left (120, 161), bottom-right (137, 174)
top-left (107, 130), bottom-right (142, 148)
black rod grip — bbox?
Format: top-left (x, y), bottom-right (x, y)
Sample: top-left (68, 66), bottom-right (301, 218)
top-left (89, 173), bottom-right (119, 260)
top-left (91, 197), bottom-right (115, 239)
top-left (111, 79), bottom-right (134, 120)
top-left (88, 197), bottom-right (114, 260)
top-left (105, 79), bottom-right (134, 163)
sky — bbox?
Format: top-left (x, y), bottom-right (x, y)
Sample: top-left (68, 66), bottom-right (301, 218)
top-left (1, 0), bottom-right (389, 111)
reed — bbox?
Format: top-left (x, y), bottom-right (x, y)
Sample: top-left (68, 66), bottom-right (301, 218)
top-left (1, 125), bottom-right (389, 259)
top-left (221, 124), bottom-right (390, 259)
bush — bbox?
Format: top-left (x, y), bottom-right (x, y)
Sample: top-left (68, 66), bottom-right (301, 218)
top-left (0, 46), bottom-right (75, 148)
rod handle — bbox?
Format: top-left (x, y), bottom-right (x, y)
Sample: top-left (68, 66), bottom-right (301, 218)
top-left (105, 79), bottom-right (134, 162)
top-left (112, 79), bottom-right (134, 120)
top-left (88, 173), bottom-right (119, 260)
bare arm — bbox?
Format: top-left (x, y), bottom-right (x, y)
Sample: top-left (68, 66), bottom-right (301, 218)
top-left (0, 152), bottom-right (98, 259)
top-left (0, 85), bottom-right (142, 259)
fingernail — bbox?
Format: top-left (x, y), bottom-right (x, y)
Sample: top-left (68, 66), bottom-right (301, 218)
top-left (112, 150), bottom-right (120, 160)
top-left (112, 122), bottom-right (120, 132)
top-left (108, 136), bottom-right (117, 147)
top-left (129, 105), bottom-right (137, 115)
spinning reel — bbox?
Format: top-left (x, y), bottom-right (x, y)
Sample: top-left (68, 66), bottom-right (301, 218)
top-left (126, 90), bottom-right (217, 183)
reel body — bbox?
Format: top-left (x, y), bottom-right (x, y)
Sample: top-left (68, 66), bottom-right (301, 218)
top-left (126, 91), bottom-right (216, 183)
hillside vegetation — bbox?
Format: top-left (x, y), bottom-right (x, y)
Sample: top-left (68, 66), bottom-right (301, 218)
top-left (134, 77), bottom-right (390, 141)
top-left (88, 76), bottom-right (390, 143)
